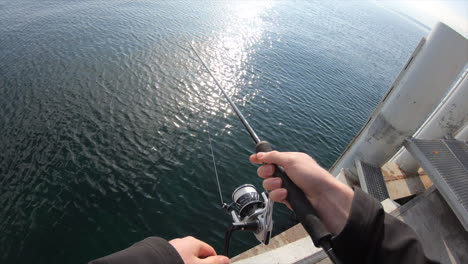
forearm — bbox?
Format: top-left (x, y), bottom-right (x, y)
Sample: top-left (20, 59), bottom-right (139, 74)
top-left (308, 177), bottom-right (354, 235)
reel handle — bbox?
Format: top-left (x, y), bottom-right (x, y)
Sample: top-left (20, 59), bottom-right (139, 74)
top-left (255, 141), bottom-right (333, 248)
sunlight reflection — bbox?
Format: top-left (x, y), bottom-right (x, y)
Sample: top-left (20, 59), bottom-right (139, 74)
top-left (234, 1), bottom-right (272, 19)
top-left (197, 1), bottom-right (273, 126)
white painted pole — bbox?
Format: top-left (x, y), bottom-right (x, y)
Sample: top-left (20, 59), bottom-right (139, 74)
top-left (330, 23), bottom-right (468, 178)
top-left (393, 71), bottom-right (468, 173)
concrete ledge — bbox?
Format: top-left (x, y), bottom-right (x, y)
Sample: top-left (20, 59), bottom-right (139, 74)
top-left (231, 223), bottom-right (309, 262)
top-left (232, 236), bottom-right (322, 264)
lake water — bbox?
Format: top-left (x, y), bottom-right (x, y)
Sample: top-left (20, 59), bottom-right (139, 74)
top-left (0, 1), bottom-right (426, 263)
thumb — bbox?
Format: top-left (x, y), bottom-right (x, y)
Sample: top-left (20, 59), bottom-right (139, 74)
top-left (256, 151), bottom-right (292, 167)
top-left (198, 255), bottom-right (230, 264)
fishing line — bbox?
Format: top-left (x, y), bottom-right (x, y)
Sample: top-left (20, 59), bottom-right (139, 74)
top-left (182, 40), bottom-right (225, 207)
top-left (206, 120), bottom-right (224, 206)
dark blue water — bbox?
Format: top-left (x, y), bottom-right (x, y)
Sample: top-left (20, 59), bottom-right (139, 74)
top-left (0, 1), bottom-right (426, 263)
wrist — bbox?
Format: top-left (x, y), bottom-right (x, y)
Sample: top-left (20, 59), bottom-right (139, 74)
top-left (310, 178), bottom-right (354, 234)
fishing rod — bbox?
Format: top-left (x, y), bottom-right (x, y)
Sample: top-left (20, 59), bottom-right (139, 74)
top-left (189, 42), bottom-right (341, 264)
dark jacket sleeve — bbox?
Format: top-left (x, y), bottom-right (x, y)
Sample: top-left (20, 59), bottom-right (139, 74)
top-left (89, 237), bottom-right (184, 264)
top-left (331, 188), bottom-right (439, 264)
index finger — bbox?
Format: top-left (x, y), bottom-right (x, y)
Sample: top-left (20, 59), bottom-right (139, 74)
top-left (250, 152), bottom-right (277, 164)
top-left (196, 239), bottom-right (217, 258)
top-left (249, 153), bottom-right (261, 164)
top-left (250, 151), bottom-right (292, 167)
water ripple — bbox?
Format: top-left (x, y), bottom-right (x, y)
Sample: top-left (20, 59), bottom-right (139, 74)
top-left (0, 0), bottom-right (427, 263)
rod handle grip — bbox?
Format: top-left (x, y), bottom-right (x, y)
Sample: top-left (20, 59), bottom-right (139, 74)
top-left (255, 141), bottom-right (332, 247)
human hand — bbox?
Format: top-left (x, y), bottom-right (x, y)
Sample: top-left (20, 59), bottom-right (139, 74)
top-left (169, 236), bottom-right (229, 264)
top-left (250, 151), bottom-right (334, 206)
top-left (249, 151), bottom-right (354, 234)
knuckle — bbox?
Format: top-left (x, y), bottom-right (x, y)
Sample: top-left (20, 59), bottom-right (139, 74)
top-left (263, 178), bottom-right (273, 189)
top-left (266, 164), bottom-right (274, 174)
top-left (283, 154), bottom-right (293, 166)
top-left (269, 151), bottom-right (279, 160)
top-left (258, 165), bottom-right (273, 177)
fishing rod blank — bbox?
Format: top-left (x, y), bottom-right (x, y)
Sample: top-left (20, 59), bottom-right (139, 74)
top-left (188, 43), bottom-right (260, 145)
top-left (189, 43), bottom-right (340, 264)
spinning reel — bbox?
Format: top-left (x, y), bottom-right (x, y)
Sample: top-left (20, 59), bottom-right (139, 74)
top-left (223, 184), bottom-right (274, 256)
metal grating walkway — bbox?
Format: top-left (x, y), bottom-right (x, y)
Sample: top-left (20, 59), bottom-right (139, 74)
top-left (444, 140), bottom-right (468, 171)
top-left (404, 138), bottom-right (468, 230)
top-left (355, 160), bottom-right (390, 202)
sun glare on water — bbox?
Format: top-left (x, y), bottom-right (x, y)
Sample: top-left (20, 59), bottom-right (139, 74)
top-left (197, 1), bottom-right (274, 122)
top-left (233, 1), bottom-right (273, 19)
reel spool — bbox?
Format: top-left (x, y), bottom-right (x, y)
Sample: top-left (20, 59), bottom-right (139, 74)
top-left (223, 184), bottom-right (274, 256)
top-left (232, 184), bottom-right (263, 219)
